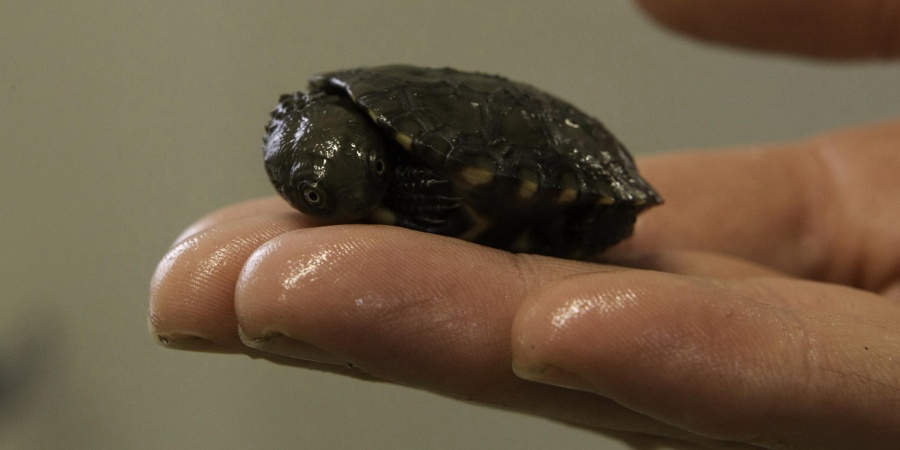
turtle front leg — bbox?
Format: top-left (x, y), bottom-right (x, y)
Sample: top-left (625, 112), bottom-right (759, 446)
top-left (372, 164), bottom-right (468, 236)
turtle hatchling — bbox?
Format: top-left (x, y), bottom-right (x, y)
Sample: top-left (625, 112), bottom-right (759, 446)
top-left (262, 65), bottom-right (662, 259)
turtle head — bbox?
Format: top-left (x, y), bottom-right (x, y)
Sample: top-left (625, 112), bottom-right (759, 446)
top-left (263, 93), bottom-right (392, 222)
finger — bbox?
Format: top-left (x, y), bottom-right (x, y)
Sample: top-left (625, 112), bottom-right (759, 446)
top-left (512, 270), bottom-right (900, 448)
top-left (232, 224), bottom-right (779, 446)
top-left (149, 192), bottom-right (781, 353)
top-left (172, 196), bottom-right (297, 244)
top-left (633, 0), bottom-right (900, 58)
top-left (618, 143), bottom-right (821, 277)
top-left (622, 120), bottom-right (900, 293)
top-left (604, 249), bottom-right (786, 279)
top-left (149, 212), bottom-right (312, 349)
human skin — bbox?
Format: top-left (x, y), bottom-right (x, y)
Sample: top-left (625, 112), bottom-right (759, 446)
top-left (633, 0), bottom-right (900, 59)
top-left (150, 2), bottom-right (900, 448)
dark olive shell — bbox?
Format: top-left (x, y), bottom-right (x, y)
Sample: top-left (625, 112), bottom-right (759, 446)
top-left (310, 65), bottom-right (662, 209)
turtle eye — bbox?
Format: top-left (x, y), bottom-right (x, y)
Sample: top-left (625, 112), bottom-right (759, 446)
top-left (368, 152), bottom-right (389, 179)
top-left (304, 188), bottom-right (322, 205)
top-left (298, 182), bottom-right (328, 211)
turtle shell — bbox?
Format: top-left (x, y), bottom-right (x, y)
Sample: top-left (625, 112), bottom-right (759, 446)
top-left (267, 65), bottom-right (662, 258)
top-left (309, 65), bottom-right (662, 214)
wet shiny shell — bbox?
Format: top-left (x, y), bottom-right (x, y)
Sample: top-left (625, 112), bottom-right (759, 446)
top-left (310, 65), bottom-right (662, 213)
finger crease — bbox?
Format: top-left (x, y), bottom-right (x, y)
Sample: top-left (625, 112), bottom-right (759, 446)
top-left (805, 141), bottom-right (871, 288)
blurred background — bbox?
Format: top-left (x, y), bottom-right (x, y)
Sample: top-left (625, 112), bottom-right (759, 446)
top-left (1, 1), bottom-right (898, 449)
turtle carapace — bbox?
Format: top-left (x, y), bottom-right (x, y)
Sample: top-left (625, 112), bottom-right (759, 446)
top-left (263, 65), bottom-right (662, 259)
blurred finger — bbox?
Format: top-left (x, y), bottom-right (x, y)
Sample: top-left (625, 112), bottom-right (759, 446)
top-left (634, 0), bottom-right (900, 58)
top-left (621, 143), bottom-right (822, 277)
top-left (623, 120), bottom-right (900, 293)
top-left (604, 249), bottom-right (786, 279)
top-left (172, 196), bottom-right (297, 244)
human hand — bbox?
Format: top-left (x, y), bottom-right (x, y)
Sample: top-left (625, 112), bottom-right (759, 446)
top-left (150, 119), bottom-right (900, 449)
top-left (149, 2), bottom-right (900, 448)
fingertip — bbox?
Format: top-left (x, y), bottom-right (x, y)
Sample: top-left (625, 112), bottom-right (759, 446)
top-left (511, 270), bottom-right (798, 437)
top-left (231, 224), bottom-right (538, 390)
top-left (634, 0), bottom-right (900, 59)
top-left (171, 196), bottom-right (301, 246)
top-left (149, 213), bottom-right (308, 348)
top-left (512, 270), bottom-right (669, 396)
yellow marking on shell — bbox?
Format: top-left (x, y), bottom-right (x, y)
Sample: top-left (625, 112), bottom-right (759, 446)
top-left (553, 171), bottom-right (581, 204)
top-left (457, 166), bottom-right (494, 187)
top-left (459, 204), bottom-right (493, 241)
top-left (393, 131), bottom-right (413, 150)
top-left (597, 196), bottom-right (616, 205)
top-left (515, 166), bottom-right (540, 200)
top-left (364, 108), bottom-right (413, 151)
top-left (555, 188), bottom-right (578, 204)
top-left (517, 180), bottom-right (539, 200)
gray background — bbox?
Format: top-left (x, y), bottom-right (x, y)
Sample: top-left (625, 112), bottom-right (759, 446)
top-left (2, 1), bottom-right (898, 449)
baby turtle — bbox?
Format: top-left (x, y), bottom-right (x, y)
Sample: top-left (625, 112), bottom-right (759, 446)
top-left (263, 65), bottom-right (662, 259)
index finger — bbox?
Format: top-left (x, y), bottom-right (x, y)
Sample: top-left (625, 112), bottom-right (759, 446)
top-left (634, 0), bottom-right (900, 58)
top-left (617, 120), bottom-right (900, 294)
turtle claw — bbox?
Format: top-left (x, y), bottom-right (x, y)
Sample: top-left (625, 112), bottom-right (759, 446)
top-left (425, 179), bottom-right (449, 188)
top-left (383, 163), bottom-right (466, 235)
